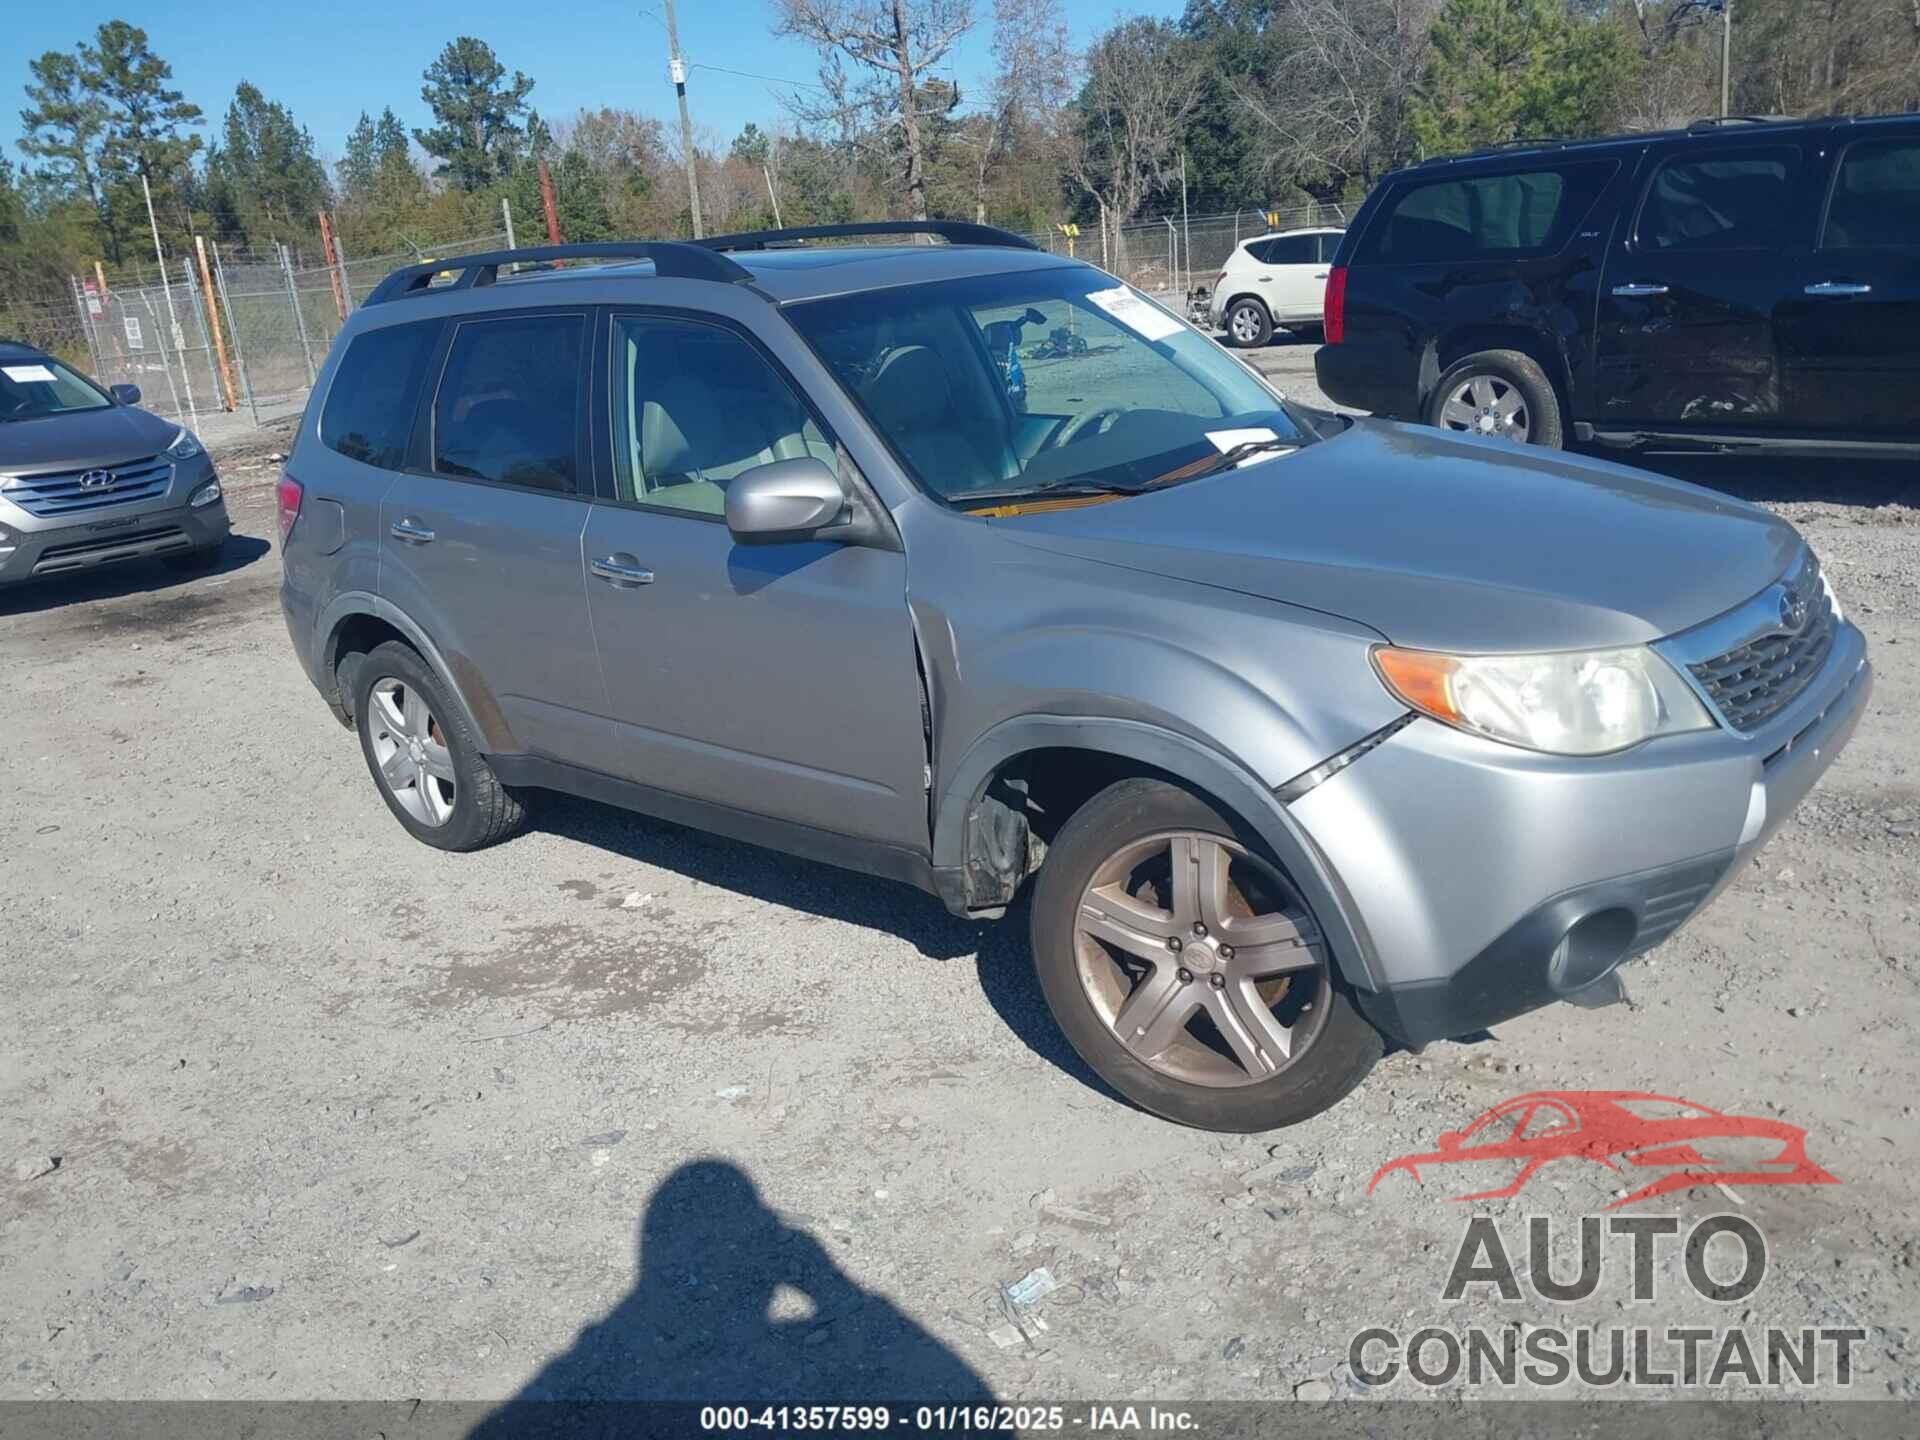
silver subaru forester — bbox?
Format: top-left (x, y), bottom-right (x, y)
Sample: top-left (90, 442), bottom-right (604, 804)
top-left (277, 225), bottom-right (1870, 1132)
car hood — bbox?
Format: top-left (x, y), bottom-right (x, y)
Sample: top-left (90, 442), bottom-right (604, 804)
top-left (0, 405), bottom-right (179, 474)
top-left (989, 420), bottom-right (1801, 651)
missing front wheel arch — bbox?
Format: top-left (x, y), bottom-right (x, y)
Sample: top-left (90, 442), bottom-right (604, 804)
top-left (964, 781), bottom-right (1033, 909)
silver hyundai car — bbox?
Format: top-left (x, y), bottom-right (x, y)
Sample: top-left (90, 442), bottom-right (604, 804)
top-left (0, 341), bottom-right (229, 585)
top-left (277, 225), bottom-right (1870, 1132)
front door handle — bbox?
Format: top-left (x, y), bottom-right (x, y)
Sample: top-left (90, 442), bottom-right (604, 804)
top-left (1804, 281), bottom-right (1872, 297)
top-left (1611, 282), bottom-right (1670, 298)
top-left (1314, 271), bottom-right (1329, 279)
top-left (389, 518), bottom-right (435, 543)
top-left (591, 555), bottom-right (655, 587)
top-left (1256, 275), bottom-right (1272, 282)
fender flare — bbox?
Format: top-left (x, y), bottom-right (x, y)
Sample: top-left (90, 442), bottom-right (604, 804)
top-left (934, 714), bottom-right (1382, 991)
top-left (312, 591), bottom-right (509, 751)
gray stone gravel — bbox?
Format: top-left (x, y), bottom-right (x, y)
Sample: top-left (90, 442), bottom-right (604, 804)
top-left (0, 404), bottom-right (1915, 1408)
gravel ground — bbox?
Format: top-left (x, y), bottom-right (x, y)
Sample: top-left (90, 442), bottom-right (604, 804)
top-left (2, 391), bottom-right (1916, 1415)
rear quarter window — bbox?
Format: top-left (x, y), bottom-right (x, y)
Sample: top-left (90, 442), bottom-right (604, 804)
top-left (1356, 161), bottom-right (1618, 264)
top-left (319, 320), bottom-right (440, 469)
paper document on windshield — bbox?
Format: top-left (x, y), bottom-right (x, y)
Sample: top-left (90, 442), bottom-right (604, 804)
top-left (1205, 427), bottom-right (1290, 466)
top-left (1086, 286), bottom-right (1184, 342)
top-left (2, 364), bottom-right (57, 384)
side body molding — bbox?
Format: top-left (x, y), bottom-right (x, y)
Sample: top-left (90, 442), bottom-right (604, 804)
top-left (932, 714), bottom-right (1383, 992)
top-left (312, 590), bottom-right (516, 753)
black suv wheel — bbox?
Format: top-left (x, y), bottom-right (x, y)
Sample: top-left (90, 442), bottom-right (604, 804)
top-left (1427, 349), bottom-right (1564, 448)
top-left (1031, 778), bottom-right (1383, 1132)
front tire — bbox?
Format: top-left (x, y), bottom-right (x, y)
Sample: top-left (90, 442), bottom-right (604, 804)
top-left (1427, 349), bottom-right (1564, 448)
top-left (1223, 298), bottom-right (1273, 349)
top-left (351, 640), bottom-right (525, 852)
top-left (1030, 778), bottom-right (1383, 1132)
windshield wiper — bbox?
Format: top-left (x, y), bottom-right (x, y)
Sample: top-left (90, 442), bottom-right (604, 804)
top-left (1142, 437), bottom-right (1298, 488)
top-left (955, 478), bottom-right (1151, 510)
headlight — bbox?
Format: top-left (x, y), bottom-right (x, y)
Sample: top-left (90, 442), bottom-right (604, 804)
top-left (188, 478), bottom-right (223, 508)
top-left (165, 428), bottom-right (204, 460)
top-left (1822, 570), bottom-right (1843, 624)
top-left (1373, 644), bottom-right (1715, 756)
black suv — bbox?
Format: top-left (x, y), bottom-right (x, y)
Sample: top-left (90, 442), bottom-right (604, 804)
top-left (1316, 113), bottom-right (1920, 452)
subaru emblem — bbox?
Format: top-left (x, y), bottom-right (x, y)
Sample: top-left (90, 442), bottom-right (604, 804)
top-left (1778, 587), bottom-right (1810, 635)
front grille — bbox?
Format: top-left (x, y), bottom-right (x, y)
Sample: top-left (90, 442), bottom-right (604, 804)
top-left (33, 525), bottom-right (187, 572)
top-left (1686, 554), bottom-right (1836, 733)
top-left (2, 455), bottom-right (172, 517)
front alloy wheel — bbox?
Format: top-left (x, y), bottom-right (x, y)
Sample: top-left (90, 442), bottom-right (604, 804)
top-left (1075, 831), bottom-right (1329, 1087)
top-left (1031, 778), bottom-right (1383, 1131)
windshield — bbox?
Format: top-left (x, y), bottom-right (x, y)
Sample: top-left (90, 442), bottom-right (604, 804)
top-left (786, 266), bottom-right (1305, 507)
top-left (0, 356), bottom-right (113, 421)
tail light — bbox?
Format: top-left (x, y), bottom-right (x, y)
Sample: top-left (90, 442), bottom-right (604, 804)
top-left (276, 473), bottom-right (304, 543)
top-left (1324, 265), bottom-right (1348, 344)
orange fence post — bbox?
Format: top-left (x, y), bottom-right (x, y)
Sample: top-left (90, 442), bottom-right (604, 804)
top-left (539, 160), bottom-right (562, 244)
top-left (194, 235), bottom-right (238, 412)
top-left (317, 210), bottom-right (348, 322)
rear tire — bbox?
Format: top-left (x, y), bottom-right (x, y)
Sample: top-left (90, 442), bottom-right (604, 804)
top-left (351, 640), bottom-right (525, 852)
top-left (1030, 778), bottom-right (1383, 1132)
top-left (1427, 349), bottom-right (1564, 448)
top-left (1223, 298), bottom-right (1273, 349)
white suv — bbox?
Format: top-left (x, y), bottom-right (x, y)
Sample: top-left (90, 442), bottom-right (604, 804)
top-left (1209, 227), bottom-right (1344, 348)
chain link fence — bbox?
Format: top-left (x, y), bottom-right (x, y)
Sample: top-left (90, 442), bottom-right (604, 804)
top-left (6, 203), bottom-right (1344, 446)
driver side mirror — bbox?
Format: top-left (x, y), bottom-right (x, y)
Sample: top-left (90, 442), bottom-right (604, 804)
top-left (109, 383), bottom-right (141, 405)
top-left (725, 457), bottom-right (849, 544)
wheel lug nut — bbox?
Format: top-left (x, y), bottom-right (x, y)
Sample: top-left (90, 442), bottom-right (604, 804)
top-left (1177, 967), bottom-right (1194, 984)
top-left (1192, 922), bottom-right (1207, 937)
top-left (1167, 936), bottom-right (1183, 952)
top-left (1209, 973), bottom-right (1225, 990)
top-left (1219, 945), bottom-right (1234, 962)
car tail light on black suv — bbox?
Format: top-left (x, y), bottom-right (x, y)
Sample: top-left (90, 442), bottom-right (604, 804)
top-left (1324, 266), bottom-right (1348, 345)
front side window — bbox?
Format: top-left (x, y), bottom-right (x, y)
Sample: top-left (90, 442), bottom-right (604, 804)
top-left (320, 320), bottom-right (439, 468)
top-left (1637, 148), bottom-right (1799, 251)
top-left (1822, 139), bottom-right (1920, 249)
top-left (610, 317), bottom-right (834, 517)
top-left (433, 313), bottom-right (583, 494)
top-left (788, 266), bottom-right (1303, 507)
top-left (1360, 163), bottom-right (1615, 263)
top-left (0, 355), bottom-right (112, 420)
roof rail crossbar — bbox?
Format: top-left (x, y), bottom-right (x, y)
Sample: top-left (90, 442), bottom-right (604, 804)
top-left (1686, 114), bottom-right (1796, 130)
top-left (694, 220), bottom-right (1039, 253)
top-left (363, 242), bottom-right (754, 306)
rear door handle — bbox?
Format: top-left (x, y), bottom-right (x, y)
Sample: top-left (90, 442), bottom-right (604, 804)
top-left (389, 518), bottom-right (435, 543)
top-left (1611, 282), bottom-right (1670, 298)
top-left (1804, 281), bottom-right (1872, 296)
top-left (1256, 275), bottom-right (1272, 282)
top-left (1314, 271), bottom-right (1329, 279)
top-left (591, 555), bottom-right (655, 587)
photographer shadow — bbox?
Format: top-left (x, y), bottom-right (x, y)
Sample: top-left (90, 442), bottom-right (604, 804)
top-left (472, 1160), bottom-right (994, 1435)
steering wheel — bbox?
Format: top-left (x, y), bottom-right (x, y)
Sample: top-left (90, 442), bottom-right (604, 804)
top-left (1056, 406), bottom-right (1127, 448)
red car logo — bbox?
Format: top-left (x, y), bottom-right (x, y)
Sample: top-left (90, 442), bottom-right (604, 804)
top-left (1368, 1091), bottom-right (1839, 1210)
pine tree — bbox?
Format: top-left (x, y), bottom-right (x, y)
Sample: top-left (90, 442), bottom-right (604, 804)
top-left (413, 37), bottom-right (535, 191)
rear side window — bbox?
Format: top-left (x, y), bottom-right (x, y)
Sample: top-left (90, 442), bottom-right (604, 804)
top-left (432, 313), bottom-right (585, 494)
top-left (319, 321), bottom-right (438, 469)
top-left (1358, 162), bottom-right (1616, 263)
top-left (1637, 148), bottom-right (1800, 251)
top-left (1264, 234), bottom-right (1317, 264)
top-left (1822, 140), bottom-right (1920, 249)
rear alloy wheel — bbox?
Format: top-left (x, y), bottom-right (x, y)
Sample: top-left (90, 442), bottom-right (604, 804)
top-left (1031, 779), bottom-right (1382, 1131)
top-left (352, 640), bottom-right (525, 851)
top-left (1428, 349), bottom-right (1564, 448)
top-left (1224, 298), bottom-right (1273, 349)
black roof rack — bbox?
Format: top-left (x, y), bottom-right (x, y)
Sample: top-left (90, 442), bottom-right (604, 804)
top-left (695, 220), bottom-right (1038, 253)
top-left (1686, 114), bottom-right (1796, 130)
top-left (363, 242), bottom-right (753, 306)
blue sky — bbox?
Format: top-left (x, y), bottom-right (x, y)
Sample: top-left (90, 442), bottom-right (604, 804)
top-left (2, 1), bottom-right (1181, 170)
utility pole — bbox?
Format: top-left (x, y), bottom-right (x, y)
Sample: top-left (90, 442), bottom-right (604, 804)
top-left (662, 0), bottom-right (704, 238)
top-left (1720, 0), bottom-right (1733, 117)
